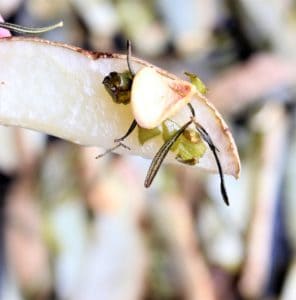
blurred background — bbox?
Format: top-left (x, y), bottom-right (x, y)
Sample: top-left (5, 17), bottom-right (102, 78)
top-left (1, 0), bottom-right (296, 299)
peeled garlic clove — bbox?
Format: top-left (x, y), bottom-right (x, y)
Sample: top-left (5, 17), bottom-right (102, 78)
top-left (131, 67), bottom-right (196, 129)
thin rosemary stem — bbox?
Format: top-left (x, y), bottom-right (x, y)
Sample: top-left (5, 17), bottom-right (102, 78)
top-left (0, 21), bottom-right (63, 34)
top-left (127, 40), bottom-right (135, 76)
top-left (95, 142), bottom-right (131, 159)
top-left (193, 120), bottom-right (229, 205)
top-left (188, 103), bottom-right (229, 205)
top-left (144, 120), bottom-right (193, 188)
top-left (210, 141), bottom-right (229, 205)
top-left (187, 103), bottom-right (196, 118)
top-left (114, 119), bottom-right (137, 143)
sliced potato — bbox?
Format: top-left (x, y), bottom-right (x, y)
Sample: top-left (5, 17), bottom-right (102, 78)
top-left (131, 67), bottom-right (196, 129)
top-left (0, 37), bottom-right (240, 178)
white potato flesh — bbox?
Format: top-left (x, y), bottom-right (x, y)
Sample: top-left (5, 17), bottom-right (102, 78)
top-left (131, 67), bottom-right (196, 129)
top-left (0, 37), bottom-right (240, 178)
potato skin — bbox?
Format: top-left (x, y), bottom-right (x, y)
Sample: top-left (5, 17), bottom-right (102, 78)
top-left (0, 37), bottom-right (240, 178)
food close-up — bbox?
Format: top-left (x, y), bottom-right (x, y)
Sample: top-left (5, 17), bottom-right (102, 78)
top-left (0, 1), bottom-right (296, 300)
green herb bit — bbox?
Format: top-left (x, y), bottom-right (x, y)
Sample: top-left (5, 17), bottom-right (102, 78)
top-left (183, 129), bottom-right (201, 143)
top-left (175, 157), bottom-right (198, 165)
top-left (144, 120), bottom-right (193, 188)
top-left (175, 130), bottom-right (206, 165)
top-left (162, 120), bottom-right (206, 164)
top-left (138, 126), bottom-right (161, 145)
top-left (0, 21), bottom-right (63, 34)
top-left (184, 72), bottom-right (208, 95)
top-left (115, 119), bottom-right (138, 143)
top-left (102, 71), bottom-right (133, 104)
top-left (162, 120), bottom-right (181, 151)
top-left (175, 142), bottom-right (198, 165)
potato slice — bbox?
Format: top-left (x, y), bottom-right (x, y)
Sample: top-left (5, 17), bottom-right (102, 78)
top-left (0, 37), bottom-right (240, 178)
top-left (131, 67), bottom-right (196, 129)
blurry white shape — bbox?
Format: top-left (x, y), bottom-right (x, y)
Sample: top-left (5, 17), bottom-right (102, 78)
top-left (116, 0), bottom-right (168, 56)
top-left (150, 195), bottom-right (216, 300)
top-left (71, 165), bottom-right (147, 300)
top-left (72, 216), bottom-right (146, 300)
top-left (1, 271), bottom-right (22, 300)
top-left (51, 199), bottom-right (88, 300)
top-left (239, 104), bottom-right (288, 299)
top-left (19, 128), bottom-right (45, 153)
top-left (157, 0), bottom-right (219, 55)
top-left (280, 260), bottom-right (296, 300)
top-left (132, 22), bottom-right (168, 57)
top-left (197, 202), bottom-right (244, 272)
top-left (0, 0), bottom-right (23, 18)
top-left (207, 163), bottom-right (251, 233)
top-left (70, 0), bottom-right (119, 37)
top-left (16, 128), bottom-right (46, 171)
top-left (0, 126), bottom-right (46, 174)
top-left (239, 0), bottom-right (296, 58)
top-left (207, 230), bottom-right (244, 272)
top-left (0, 126), bottom-right (19, 174)
top-left (27, 0), bottom-right (70, 20)
top-left (284, 117), bottom-right (296, 250)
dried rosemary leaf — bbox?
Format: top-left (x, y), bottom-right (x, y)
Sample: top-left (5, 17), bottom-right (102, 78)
top-left (145, 120), bottom-right (193, 187)
top-left (162, 119), bottom-right (180, 151)
top-left (0, 21), bottom-right (63, 34)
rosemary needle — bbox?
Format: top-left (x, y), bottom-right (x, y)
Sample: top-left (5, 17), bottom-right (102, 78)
top-left (144, 120), bottom-right (193, 188)
top-left (0, 21), bottom-right (63, 34)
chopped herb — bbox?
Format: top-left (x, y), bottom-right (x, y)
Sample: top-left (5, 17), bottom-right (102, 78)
top-left (138, 126), bottom-right (161, 145)
top-left (185, 72), bottom-right (208, 95)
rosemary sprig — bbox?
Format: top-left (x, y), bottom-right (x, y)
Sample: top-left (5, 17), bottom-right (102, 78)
top-left (95, 142), bottom-right (131, 159)
top-left (114, 119), bottom-right (137, 143)
top-left (0, 21), bottom-right (63, 34)
top-left (193, 121), bottom-right (229, 205)
top-left (144, 120), bottom-right (193, 188)
top-left (127, 40), bottom-right (135, 76)
top-left (187, 103), bottom-right (228, 205)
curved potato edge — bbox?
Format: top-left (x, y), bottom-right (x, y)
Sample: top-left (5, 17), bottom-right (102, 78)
top-left (1, 36), bottom-right (178, 79)
top-left (0, 37), bottom-right (240, 178)
top-left (195, 91), bottom-right (241, 178)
